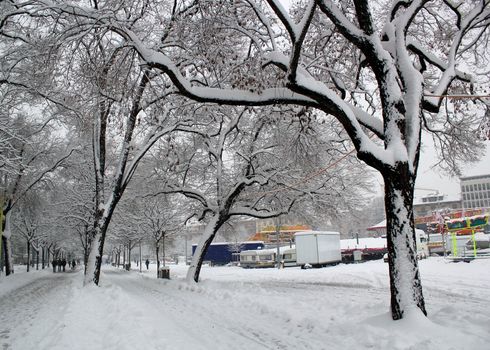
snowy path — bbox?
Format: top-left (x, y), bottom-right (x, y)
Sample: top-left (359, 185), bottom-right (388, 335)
top-left (81, 268), bottom-right (386, 349)
top-left (0, 270), bottom-right (77, 350)
top-left (102, 269), bottom-right (293, 349)
top-left (1, 258), bottom-right (489, 350)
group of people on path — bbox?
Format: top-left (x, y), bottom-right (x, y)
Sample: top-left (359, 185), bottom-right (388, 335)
top-left (52, 259), bottom-right (76, 272)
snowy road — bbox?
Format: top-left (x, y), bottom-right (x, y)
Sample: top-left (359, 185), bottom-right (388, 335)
top-left (0, 258), bottom-right (489, 350)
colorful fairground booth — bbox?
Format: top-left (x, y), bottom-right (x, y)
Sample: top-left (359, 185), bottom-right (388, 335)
top-left (445, 214), bottom-right (489, 258)
top-left (416, 209), bottom-right (490, 258)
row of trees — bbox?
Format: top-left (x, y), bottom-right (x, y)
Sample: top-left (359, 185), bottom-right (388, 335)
top-left (1, 0), bottom-right (489, 321)
top-left (0, 0), bottom-right (367, 278)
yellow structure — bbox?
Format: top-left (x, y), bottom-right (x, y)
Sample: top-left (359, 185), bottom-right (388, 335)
top-left (248, 224), bottom-right (311, 244)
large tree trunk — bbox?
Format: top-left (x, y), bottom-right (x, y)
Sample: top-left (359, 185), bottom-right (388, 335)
top-left (128, 241), bottom-right (131, 269)
top-left (156, 244), bottom-right (160, 277)
top-left (4, 238), bottom-right (13, 275)
top-left (83, 231), bottom-right (90, 272)
top-left (122, 246), bottom-right (126, 268)
top-left (31, 244), bottom-right (35, 268)
top-left (84, 222), bottom-right (107, 285)
top-left (383, 164), bottom-right (426, 320)
top-left (2, 211), bottom-right (14, 275)
top-left (0, 236), bottom-right (3, 273)
top-left (85, 205), bottom-right (116, 285)
top-left (186, 216), bottom-right (221, 283)
top-left (93, 230), bottom-right (106, 284)
top-left (26, 241), bottom-right (30, 272)
top-left (162, 236), bottom-right (166, 268)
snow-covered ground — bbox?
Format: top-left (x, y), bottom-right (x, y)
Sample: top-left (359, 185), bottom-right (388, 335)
top-left (1, 257), bottom-right (489, 350)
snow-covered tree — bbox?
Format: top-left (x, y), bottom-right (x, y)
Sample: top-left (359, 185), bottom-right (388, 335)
top-left (3, 0), bottom-right (489, 320)
top-left (129, 194), bottom-right (181, 272)
top-left (2, 1), bottom-right (194, 285)
top-left (142, 102), bottom-right (365, 282)
top-left (13, 194), bottom-right (45, 272)
top-left (0, 86), bottom-right (24, 178)
top-left (105, 0), bottom-right (490, 319)
top-left (0, 110), bottom-right (74, 276)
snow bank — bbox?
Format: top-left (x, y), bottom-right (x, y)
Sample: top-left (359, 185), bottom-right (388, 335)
top-left (2, 259), bottom-right (489, 349)
top-left (0, 265), bottom-right (51, 298)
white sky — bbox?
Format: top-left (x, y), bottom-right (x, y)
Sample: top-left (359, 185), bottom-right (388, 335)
top-left (414, 136), bottom-right (490, 197)
top-left (367, 134), bottom-right (490, 198)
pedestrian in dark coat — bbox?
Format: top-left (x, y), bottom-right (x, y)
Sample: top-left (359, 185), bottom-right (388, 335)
top-left (61, 259), bottom-right (66, 272)
top-left (145, 259), bottom-right (149, 270)
top-left (52, 260), bottom-right (57, 273)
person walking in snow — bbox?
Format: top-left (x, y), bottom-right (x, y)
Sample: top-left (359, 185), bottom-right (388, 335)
top-left (52, 259), bottom-right (57, 273)
top-left (145, 259), bottom-right (149, 270)
top-left (61, 259), bottom-right (66, 272)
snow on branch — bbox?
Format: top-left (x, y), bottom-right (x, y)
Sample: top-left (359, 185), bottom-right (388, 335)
top-left (413, 3), bottom-right (488, 111)
top-left (9, 148), bottom-right (78, 211)
top-left (121, 121), bottom-right (190, 190)
top-left (265, 0), bottom-right (298, 41)
top-left (288, 1), bottom-right (317, 83)
top-left (146, 186), bottom-right (209, 210)
top-left (111, 25), bottom-right (315, 107)
top-left (316, 0), bottom-right (367, 46)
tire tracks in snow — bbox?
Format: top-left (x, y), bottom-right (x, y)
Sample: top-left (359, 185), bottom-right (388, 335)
top-left (105, 269), bottom-right (302, 349)
top-left (105, 268), bottom-right (391, 350)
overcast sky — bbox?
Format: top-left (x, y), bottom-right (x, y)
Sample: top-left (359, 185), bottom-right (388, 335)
top-left (368, 139), bottom-right (490, 200)
top-left (413, 136), bottom-right (490, 198)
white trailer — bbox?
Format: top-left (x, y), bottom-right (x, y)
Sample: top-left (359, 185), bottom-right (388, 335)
top-left (239, 246), bottom-right (296, 268)
top-left (415, 229), bottom-right (429, 259)
top-left (295, 231), bottom-right (341, 268)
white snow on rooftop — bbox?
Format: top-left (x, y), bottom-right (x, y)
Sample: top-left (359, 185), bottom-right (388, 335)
top-left (341, 237), bottom-right (387, 250)
top-left (413, 194), bottom-right (461, 205)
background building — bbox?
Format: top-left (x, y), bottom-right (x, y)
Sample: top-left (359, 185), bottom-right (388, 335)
top-left (460, 174), bottom-right (490, 210)
top-left (413, 193), bottom-right (462, 218)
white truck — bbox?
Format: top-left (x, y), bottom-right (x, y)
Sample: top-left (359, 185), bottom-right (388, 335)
top-left (295, 231), bottom-right (341, 268)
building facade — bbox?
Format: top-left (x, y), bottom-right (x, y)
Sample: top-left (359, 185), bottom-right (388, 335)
top-left (460, 174), bottom-right (490, 210)
top-left (413, 194), bottom-right (462, 218)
